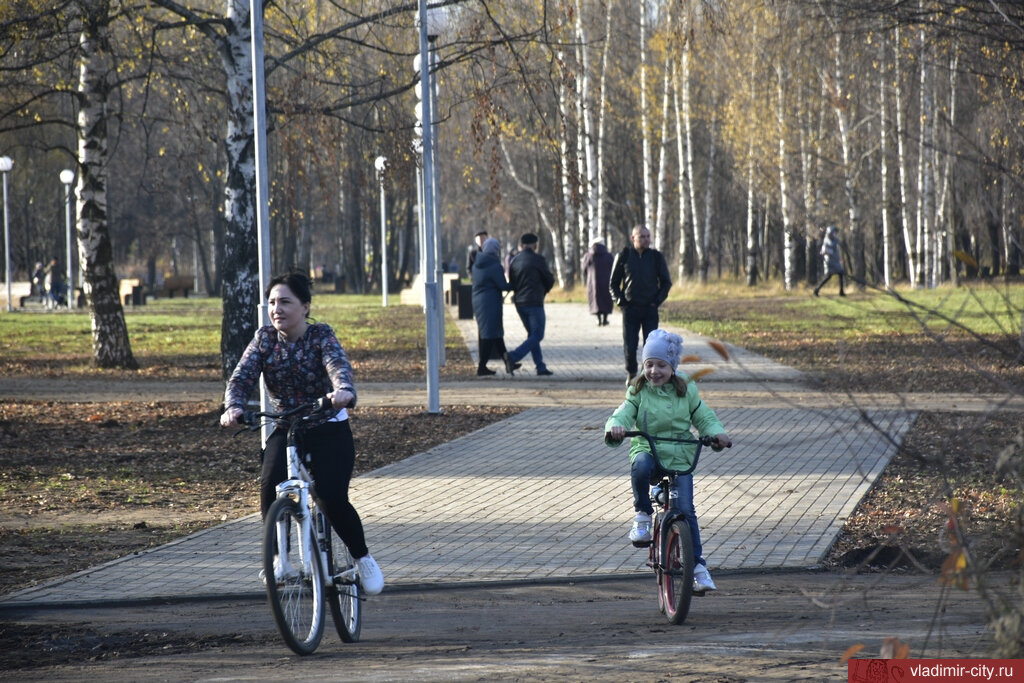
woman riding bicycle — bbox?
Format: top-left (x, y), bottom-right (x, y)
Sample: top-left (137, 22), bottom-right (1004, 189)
top-left (605, 328), bottom-right (731, 593)
top-left (219, 271), bottom-right (384, 595)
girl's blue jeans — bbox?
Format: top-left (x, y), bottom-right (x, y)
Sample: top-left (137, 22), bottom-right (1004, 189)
top-left (631, 450), bottom-right (705, 566)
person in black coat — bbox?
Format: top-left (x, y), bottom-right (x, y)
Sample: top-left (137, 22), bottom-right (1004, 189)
top-left (581, 238), bottom-right (614, 326)
top-left (609, 225), bottom-right (672, 383)
top-left (506, 233), bottom-right (556, 376)
top-left (471, 238), bottom-right (514, 376)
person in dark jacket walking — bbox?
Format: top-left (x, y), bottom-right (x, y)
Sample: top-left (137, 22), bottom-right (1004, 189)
top-left (466, 230), bottom-right (488, 274)
top-left (471, 238), bottom-right (514, 376)
top-left (506, 233), bottom-right (556, 376)
top-left (609, 225), bottom-right (672, 383)
top-left (813, 225), bottom-right (846, 296)
top-left (581, 238), bottom-right (614, 326)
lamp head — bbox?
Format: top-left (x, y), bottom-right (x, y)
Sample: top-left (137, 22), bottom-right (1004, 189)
top-left (0, 156), bottom-right (12, 173)
top-left (60, 169), bottom-right (75, 185)
top-left (374, 156), bottom-right (388, 174)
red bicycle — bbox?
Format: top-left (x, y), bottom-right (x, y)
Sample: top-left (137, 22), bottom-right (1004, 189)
top-left (621, 430), bottom-right (723, 624)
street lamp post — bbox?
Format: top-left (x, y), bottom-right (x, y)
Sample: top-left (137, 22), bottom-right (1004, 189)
top-left (60, 169), bottom-right (75, 310)
top-left (1, 156), bottom-right (12, 313)
top-left (374, 155), bottom-right (389, 307)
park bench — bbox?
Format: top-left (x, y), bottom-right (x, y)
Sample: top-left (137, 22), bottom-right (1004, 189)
top-left (155, 274), bottom-right (192, 298)
top-left (119, 278), bottom-right (144, 306)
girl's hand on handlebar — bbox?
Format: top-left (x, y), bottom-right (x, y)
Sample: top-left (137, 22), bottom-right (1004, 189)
top-left (328, 389), bottom-right (354, 409)
top-left (606, 425), bottom-right (626, 443)
top-left (220, 407), bottom-right (243, 428)
top-left (710, 433), bottom-right (732, 451)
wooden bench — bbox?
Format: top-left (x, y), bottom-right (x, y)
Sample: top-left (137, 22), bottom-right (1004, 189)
top-left (119, 278), bottom-right (144, 306)
top-left (156, 274), bottom-right (192, 298)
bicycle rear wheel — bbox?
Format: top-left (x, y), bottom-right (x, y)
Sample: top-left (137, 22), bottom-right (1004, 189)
top-left (324, 522), bottom-right (361, 643)
top-left (660, 518), bottom-right (695, 624)
top-left (264, 497), bottom-right (326, 655)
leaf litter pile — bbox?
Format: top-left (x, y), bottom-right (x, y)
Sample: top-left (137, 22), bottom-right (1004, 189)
top-left (0, 400), bottom-right (520, 594)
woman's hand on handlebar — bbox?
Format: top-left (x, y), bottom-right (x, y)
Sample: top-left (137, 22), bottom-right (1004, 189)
top-left (606, 425), bottom-right (626, 443)
top-left (710, 433), bottom-right (732, 451)
top-left (328, 388), bottom-right (354, 410)
top-left (220, 407), bottom-right (244, 428)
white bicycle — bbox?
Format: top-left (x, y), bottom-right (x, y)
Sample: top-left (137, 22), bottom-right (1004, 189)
top-left (239, 398), bottom-right (361, 655)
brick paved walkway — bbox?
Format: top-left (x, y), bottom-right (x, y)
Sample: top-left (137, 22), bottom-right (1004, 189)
top-left (0, 302), bottom-right (913, 608)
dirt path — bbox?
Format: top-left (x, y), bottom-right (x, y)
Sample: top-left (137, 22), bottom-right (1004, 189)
top-left (2, 572), bottom-right (993, 681)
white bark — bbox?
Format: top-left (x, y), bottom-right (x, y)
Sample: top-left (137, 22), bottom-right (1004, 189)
top-left (499, 139), bottom-right (567, 286)
top-left (75, 2), bottom-right (136, 369)
top-left (595, 3), bottom-right (612, 244)
top-left (879, 35), bottom-right (892, 288)
top-left (777, 67), bottom-right (796, 290)
top-left (673, 60), bottom-right (690, 282)
top-left (682, 48), bottom-right (706, 282)
top-left (639, 0), bottom-right (653, 229)
top-left (894, 26), bottom-right (918, 287)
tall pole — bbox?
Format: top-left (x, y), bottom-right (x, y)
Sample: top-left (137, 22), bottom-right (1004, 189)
top-left (64, 183), bottom-right (73, 309)
top-left (250, 0), bottom-right (273, 440)
top-left (418, 0), bottom-right (440, 413)
top-left (375, 156), bottom-right (388, 307)
top-left (59, 169), bottom-right (75, 311)
top-left (1, 157), bottom-right (11, 313)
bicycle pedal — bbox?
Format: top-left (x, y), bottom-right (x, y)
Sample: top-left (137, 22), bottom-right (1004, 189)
top-left (631, 540), bottom-right (653, 548)
top-left (692, 588), bottom-right (707, 597)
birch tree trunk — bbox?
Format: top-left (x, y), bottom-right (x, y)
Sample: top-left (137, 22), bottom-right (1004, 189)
top-left (702, 107), bottom-right (717, 281)
top-left (499, 139), bottom-right (567, 286)
top-left (879, 34), bottom-right (892, 288)
top-left (75, 0), bottom-right (137, 370)
top-left (894, 26), bottom-right (918, 287)
top-left (653, 58), bottom-right (671, 251)
top-left (917, 23), bottom-right (935, 288)
top-left (575, 0), bottom-right (599, 247)
top-left (217, 0), bottom-right (261, 377)
top-left (682, 48), bottom-right (707, 282)
top-left (830, 33), bottom-right (864, 289)
top-left (595, 2), bottom-right (612, 244)
top-left (557, 60), bottom-right (576, 285)
top-left (639, 0), bottom-right (653, 230)
top-left (674, 61), bottom-right (691, 282)
top-left (777, 68), bottom-right (797, 290)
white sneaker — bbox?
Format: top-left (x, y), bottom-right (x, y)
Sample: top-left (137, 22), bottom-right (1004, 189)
top-left (628, 512), bottom-right (653, 546)
top-left (259, 555), bottom-right (298, 585)
top-left (356, 554), bottom-right (384, 595)
top-left (693, 564), bottom-right (717, 593)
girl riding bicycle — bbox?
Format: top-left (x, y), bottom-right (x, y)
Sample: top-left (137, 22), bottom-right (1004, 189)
top-left (219, 271), bottom-right (384, 595)
top-left (605, 329), bottom-right (731, 593)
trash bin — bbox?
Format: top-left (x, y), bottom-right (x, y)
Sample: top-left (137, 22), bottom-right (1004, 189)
top-left (457, 284), bottom-right (473, 319)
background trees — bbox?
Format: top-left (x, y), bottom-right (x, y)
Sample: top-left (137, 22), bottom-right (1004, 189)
top-left (1, 0), bottom-right (1022, 369)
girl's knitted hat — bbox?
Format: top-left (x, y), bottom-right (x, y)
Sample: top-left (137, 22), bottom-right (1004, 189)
top-left (642, 329), bottom-right (682, 371)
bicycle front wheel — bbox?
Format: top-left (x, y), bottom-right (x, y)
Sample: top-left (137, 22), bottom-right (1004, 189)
top-left (660, 518), bottom-right (695, 624)
top-left (263, 497), bottom-right (326, 655)
top-left (324, 522), bottom-right (361, 643)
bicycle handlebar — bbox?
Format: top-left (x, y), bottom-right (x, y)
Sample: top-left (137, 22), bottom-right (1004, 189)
top-left (610, 429), bottom-right (728, 476)
top-left (239, 396), bottom-right (334, 430)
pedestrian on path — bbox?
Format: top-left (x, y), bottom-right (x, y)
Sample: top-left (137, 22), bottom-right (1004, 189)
top-left (581, 237), bottom-right (614, 326)
top-left (466, 230), bottom-right (488, 275)
top-left (506, 232), bottom-right (556, 376)
top-left (219, 271), bottom-right (384, 595)
top-left (609, 225), bottom-right (672, 383)
top-left (604, 329), bottom-right (732, 593)
top-left (471, 237), bottom-right (515, 376)
top-left (813, 225), bottom-right (846, 297)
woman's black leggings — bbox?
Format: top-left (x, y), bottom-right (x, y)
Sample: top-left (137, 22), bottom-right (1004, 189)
top-left (260, 420), bottom-right (369, 558)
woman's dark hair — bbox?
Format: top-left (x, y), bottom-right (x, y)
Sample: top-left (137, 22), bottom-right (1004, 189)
top-left (266, 271), bottom-right (313, 304)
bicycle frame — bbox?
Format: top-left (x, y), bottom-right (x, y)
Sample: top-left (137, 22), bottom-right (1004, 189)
top-left (621, 429), bottom-right (715, 623)
top-left (243, 400), bottom-right (359, 590)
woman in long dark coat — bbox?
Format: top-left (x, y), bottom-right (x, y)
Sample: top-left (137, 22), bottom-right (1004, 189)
top-left (581, 238), bottom-right (614, 326)
top-left (471, 238), bottom-right (514, 376)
